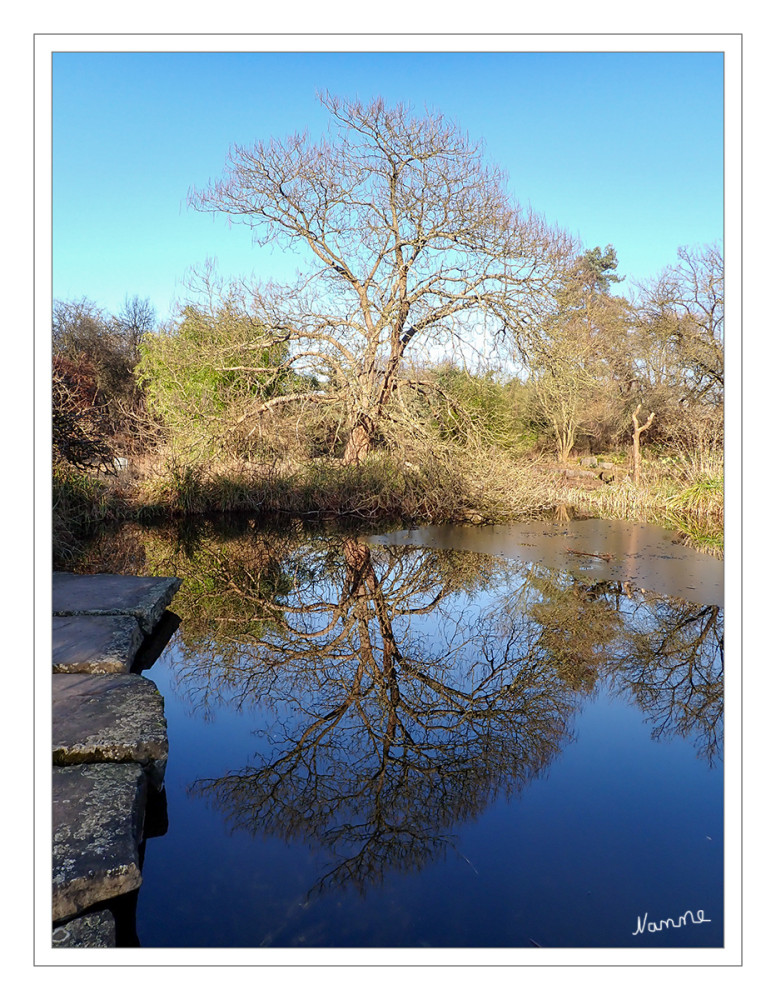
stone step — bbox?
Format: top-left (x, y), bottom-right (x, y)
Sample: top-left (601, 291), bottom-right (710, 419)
top-left (52, 614), bottom-right (144, 674)
top-left (52, 573), bottom-right (182, 635)
top-left (53, 763), bottom-right (147, 923)
top-left (52, 909), bottom-right (116, 948)
top-left (53, 673), bottom-right (168, 787)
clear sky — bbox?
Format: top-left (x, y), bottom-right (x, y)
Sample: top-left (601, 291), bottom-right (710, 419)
top-left (51, 48), bottom-right (724, 324)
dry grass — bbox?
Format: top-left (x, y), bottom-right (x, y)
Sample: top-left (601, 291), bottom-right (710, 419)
top-left (53, 443), bottom-right (724, 558)
top-left (128, 449), bottom-right (551, 523)
top-left (550, 447), bottom-right (724, 555)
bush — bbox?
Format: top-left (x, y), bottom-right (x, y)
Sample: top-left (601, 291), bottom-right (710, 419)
top-left (52, 356), bottom-right (115, 471)
top-left (137, 301), bottom-right (306, 463)
top-left (53, 298), bottom-right (145, 435)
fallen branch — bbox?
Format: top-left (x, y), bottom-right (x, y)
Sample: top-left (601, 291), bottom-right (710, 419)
top-left (565, 548), bottom-right (613, 562)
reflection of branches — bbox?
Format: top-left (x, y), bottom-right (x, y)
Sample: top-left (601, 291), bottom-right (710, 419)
top-left (604, 598), bottom-right (723, 765)
top-left (190, 538), bottom-right (578, 895)
top-left (497, 562), bottom-right (723, 763)
top-left (166, 529), bottom-right (508, 715)
top-left (64, 519), bottom-right (724, 898)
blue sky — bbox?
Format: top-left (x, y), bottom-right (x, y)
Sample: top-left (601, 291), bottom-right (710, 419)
top-left (52, 49), bottom-right (724, 324)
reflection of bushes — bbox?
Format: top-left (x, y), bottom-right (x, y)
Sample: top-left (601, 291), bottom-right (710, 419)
top-left (138, 524), bottom-right (299, 653)
top-left (60, 519), bottom-right (724, 770)
top-left (54, 518), bottom-right (149, 575)
top-left (531, 592), bottom-right (619, 691)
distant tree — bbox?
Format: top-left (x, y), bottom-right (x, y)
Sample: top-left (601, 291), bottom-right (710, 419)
top-left (628, 242), bottom-right (723, 448)
top-left (188, 92), bottom-right (573, 463)
top-left (116, 294), bottom-right (156, 361)
top-left (523, 244), bottom-right (632, 460)
top-left (556, 243), bottom-right (624, 320)
top-left (53, 298), bottom-right (111, 358)
top-left (634, 242), bottom-right (723, 406)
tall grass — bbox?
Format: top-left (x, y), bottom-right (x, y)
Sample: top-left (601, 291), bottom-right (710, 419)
top-left (658, 450), bottom-right (724, 553)
top-left (53, 443), bottom-right (724, 559)
top-left (555, 447), bottom-right (723, 555)
top-left (52, 463), bottom-right (121, 563)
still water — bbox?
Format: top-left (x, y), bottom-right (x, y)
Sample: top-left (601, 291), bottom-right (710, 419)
top-left (74, 515), bottom-right (724, 949)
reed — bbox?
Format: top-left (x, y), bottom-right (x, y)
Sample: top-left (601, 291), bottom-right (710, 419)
top-left (554, 448), bottom-right (723, 555)
top-left (52, 463), bottom-right (122, 562)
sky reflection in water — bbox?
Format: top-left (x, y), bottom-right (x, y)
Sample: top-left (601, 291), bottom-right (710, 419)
top-left (111, 517), bottom-right (724, 949)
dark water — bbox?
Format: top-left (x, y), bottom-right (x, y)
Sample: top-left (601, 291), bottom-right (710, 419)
top-left (73, 516), bottom-right (724, 949)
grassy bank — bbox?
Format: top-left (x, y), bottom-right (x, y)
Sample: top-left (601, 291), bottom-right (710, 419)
top-left (53, 445), bottom-right (724, 560)
top-left (557, 449), bottom-right (724, 554)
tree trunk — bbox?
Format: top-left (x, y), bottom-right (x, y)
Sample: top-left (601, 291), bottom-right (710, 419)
top-left (343, 416), bottom-right (375, 465)
top-left (631, 405), bottom-right (655, 486)
top-left (554, 420), bottom-right (575, 464)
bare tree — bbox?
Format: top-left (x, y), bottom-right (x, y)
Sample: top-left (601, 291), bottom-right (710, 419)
top-left (634, 242), bottom-right (723, 406)
top-left (189, 93), bottom-right (573, 462)
top-left (530, 333), bottom-right (600, 462)
top-left (116, 294), bottom-right (156, 360)
top-left (631, 404), bottom-right (655, 485)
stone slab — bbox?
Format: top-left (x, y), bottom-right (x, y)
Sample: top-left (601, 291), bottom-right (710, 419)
top-left (52, 614), bottom-right (144, 674)
top-left (53, 763), bottom-right (146, 922)
top-left (52, 909), bottom-right (116, 948)
top-left (52, 573), bottom-right (182, 635)
top-left (53, 673), bottom-right (168, 787)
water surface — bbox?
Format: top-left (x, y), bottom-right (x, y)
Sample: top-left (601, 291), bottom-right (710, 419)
top-left (67, 516), bottom-right (723, 949)
top-left (368, 518), bottom-right (723, 607)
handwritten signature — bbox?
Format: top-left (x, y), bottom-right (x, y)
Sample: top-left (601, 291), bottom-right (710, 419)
top-left (633, 909), bottom-right (711, 935)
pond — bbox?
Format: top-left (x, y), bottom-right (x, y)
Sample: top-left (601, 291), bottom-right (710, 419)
top-left (68, 514), bottom-right (724, 950)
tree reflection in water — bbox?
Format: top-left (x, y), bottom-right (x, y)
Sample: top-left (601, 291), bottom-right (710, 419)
top-left (604, 596), bottom-right (723, 765)
top-left (68, 520), bottom-right (723, 898)
top-left (186, 535), bottom-right (579, 895)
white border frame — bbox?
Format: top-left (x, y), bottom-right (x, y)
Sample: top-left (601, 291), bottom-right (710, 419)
top-left (33, 32), bottom-right (742, 971)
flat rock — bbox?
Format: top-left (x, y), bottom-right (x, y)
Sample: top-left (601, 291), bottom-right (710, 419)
top-left (52, 614), bottom-right (144, 674)
top-left (53, 763), bottom-right (146, 922)
top-left (52, 909), bottom-right (116, 948)
top-left (53, 674), bottom-right (168, 787)
top-left (52, 573), bottom-right (182, 635)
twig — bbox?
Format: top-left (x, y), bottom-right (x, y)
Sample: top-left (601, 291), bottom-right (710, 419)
top-left (565, 548), bottom-right (613, 562)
